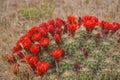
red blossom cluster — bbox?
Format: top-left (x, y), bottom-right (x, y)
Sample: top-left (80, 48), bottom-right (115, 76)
top-left (4, 15), bottom-right (120, 76)
top-left (50, 48), bottom-right (63, 64)
top-left (36, 61), bottom-right (49, 76)
top-left (81, 15), bottom-right (99, 34)
top-left (100, 21), bottom-right (120, 37)
top-left (67, 16), bottom-right (78, 36)
top-left (50, 48), bottom-right (63, 59)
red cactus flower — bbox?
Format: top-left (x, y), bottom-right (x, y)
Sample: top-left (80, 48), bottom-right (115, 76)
top-left (53, 34), bottom-right (61, 46)
top-left (17, 33), bottom-right (30, 45)
top-left (100, 20), bottom-right (112, 30)
top-left (30, 44), bottom-right (40, 54)
top-left (112, 22), bottom-right (120, 30)
top-left (47, 25), bottom-right (55, 36)
top-left (111, 22), bottom-right (120, 35)
top-left (47, 19), bottom-right (55, 25)
top-left (36, 61), bottom-right (49, 76)
top-left (21, 39), bottom-right (31, 49)
top-left (27, 26), bottom-right (38, 35)
top-left (21, 55), bottom-right (38, 68)
top-left (15, 33), bottom-right (31, 50)
top-left (50, 48), bottom-right (63, 59)
top-left (68, 24), bottom-right (78, 36)
top-left (68, 23), bottom-right (78, 31)
top-left (31, 32), bottom-right (41, 41)
top-left (4, 54), bottom-right (16, 64)
top-left (29, 56), bottom-right (38, 67)
top-left (17, 33), bottom-right (31, 44)
top-left (81, 15), bottom-right (98, 34)
top-left (67, 15), bottom-right (76, 24)
top-left (55, 18), bottom-right (63, 27)
top-left (100, 21), bottom-right (112, 36)
top-left (39, 38), bottom-right (49, 47)
top-left (55, 28), bottom-right (62, 35)
top-left (38, 27), bottom-right (48, 37)
top-left (39, 22), bottom-right (48, 29)
top-left (16, 51), bottom-right (24, 59)
top-left (12, 44), bottom-right (21, 53)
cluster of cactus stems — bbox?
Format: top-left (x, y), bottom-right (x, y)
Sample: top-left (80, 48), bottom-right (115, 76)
top-left (4, 15), bottom-right (120, 79)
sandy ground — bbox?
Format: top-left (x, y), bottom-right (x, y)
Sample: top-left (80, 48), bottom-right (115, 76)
top-left (0, 0), bottom-right (120, 79)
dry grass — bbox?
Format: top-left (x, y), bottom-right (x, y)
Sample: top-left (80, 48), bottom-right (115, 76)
top-left (0, 0), bottom-right (120, 79)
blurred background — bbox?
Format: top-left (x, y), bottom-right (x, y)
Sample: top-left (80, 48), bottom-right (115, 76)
top-left (0, 0), bottom-right (120, 79)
